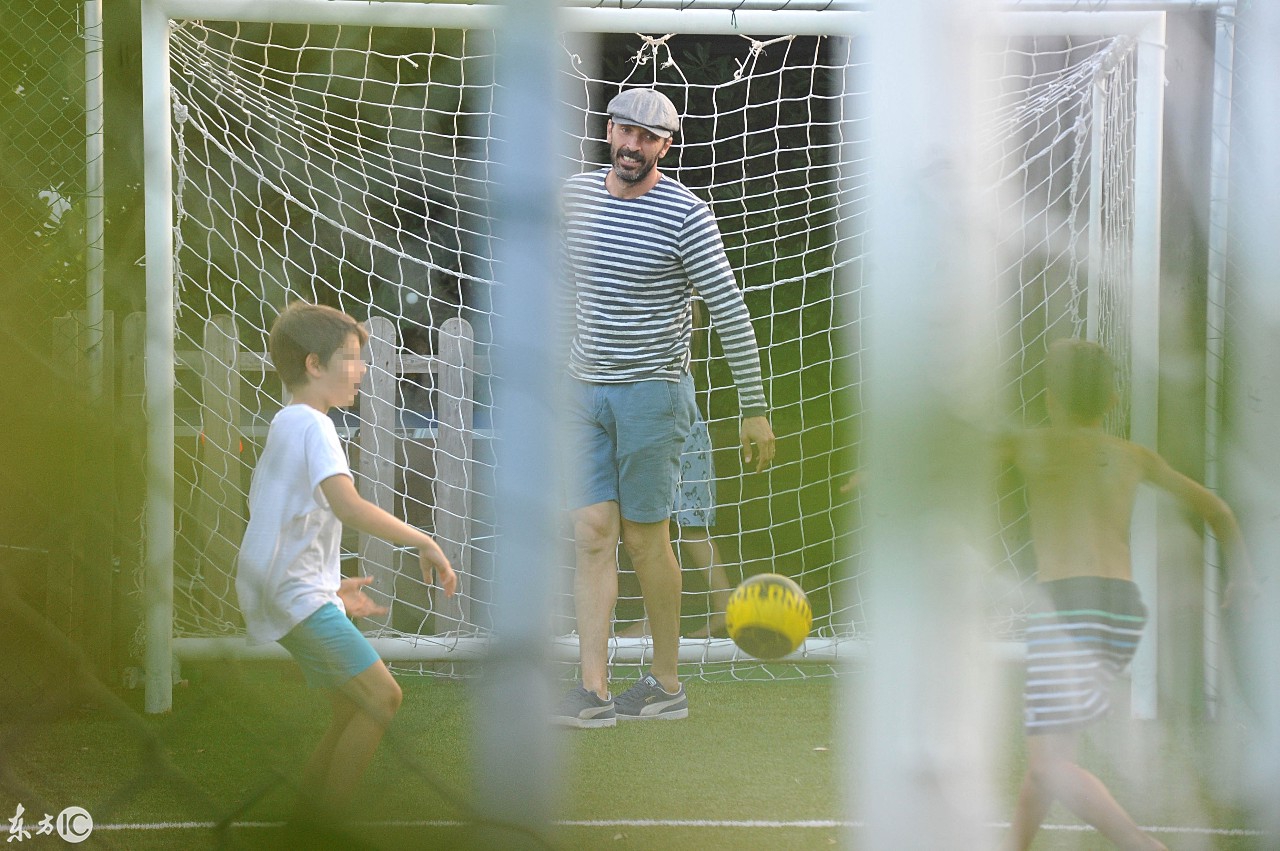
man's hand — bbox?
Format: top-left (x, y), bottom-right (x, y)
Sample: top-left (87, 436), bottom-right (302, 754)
top-left (740, 415), bottom-right (776, 473)
top-left (337, 575), bottom-right (389, 619)
top-left (420, 542), bottom-right (458, 598)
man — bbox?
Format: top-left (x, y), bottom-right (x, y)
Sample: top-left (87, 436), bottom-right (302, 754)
top-left (554, 87), bottom-right (775, 727)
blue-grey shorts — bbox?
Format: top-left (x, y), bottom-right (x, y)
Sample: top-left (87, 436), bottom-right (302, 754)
top-left (566, 375), bottom-right (696, 524)
top-left (674, 416), bottom-right (717, 528)
top-left (278, 602), bottom-right (381, 689)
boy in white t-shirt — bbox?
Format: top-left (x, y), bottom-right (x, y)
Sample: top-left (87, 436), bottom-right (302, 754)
top-left (236, 301), bottom-right (456, 833)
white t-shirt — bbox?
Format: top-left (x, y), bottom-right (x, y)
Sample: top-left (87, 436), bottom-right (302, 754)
top-left (236, 404), bottom-right (352, 644)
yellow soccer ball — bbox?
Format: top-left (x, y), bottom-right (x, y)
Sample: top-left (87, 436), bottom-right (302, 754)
top-left (725, 573), bottom-right (812, 660)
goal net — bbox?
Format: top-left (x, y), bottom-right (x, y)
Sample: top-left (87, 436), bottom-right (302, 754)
top-left (144, 2), bottom-right (1157, 686)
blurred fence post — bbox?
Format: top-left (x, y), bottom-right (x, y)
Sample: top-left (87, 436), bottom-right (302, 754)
top-left (853, 0), bottom-right (999, 847)
top-left (474, 0), bottom-right (565, 844)
top-left (433, 317), bottom-right (475, 632)
top-left (355, 316), bottom-right (399, 627)
top-left (1226, 0), bottom-right (1280, 833)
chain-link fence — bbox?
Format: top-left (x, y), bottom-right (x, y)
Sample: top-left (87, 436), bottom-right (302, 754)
top-left (1, 5), bottom-right (91, 326)
top-left (0, 3), bottom-right (114, 708)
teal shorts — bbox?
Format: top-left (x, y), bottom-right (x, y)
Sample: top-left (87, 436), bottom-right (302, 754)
top-left (566, 375), bottom-right (696, 524)
top-left (278, 602), bottom-right (381, 689)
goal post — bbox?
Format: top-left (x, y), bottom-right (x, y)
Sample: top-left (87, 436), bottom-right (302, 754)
top-left (140, 0), bottom-right (178, 714)
top-left (140, 0), bottom-right (1166, 714)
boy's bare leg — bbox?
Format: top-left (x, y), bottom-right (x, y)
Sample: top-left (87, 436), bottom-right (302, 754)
top-left (294, 660), bottom-right (402, 828)
top-left (298, 692), bottom-right (358, 807)
top-left (1012, 731), bottom-right (1167, 851)
top-left (622, 517), bottom-right (682, 692)
top-left (573, 502), bottom-right (621, 699)
top-left (1007, 758), bottom-right (1054, 851)
top-left (325, 662), bottom-right (402, 813)
top-left (680, 529), bottom-right (731, 638)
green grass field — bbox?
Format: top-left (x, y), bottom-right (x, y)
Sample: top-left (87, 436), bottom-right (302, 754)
top-left (1, 657), bottom-right (1271, 850)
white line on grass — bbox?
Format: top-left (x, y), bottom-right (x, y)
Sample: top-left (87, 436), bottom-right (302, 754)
top-left (91, 819), bottom-right (1270, 837)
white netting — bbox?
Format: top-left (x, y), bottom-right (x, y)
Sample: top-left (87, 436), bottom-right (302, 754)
top-left (161, 16), bottom-right (1138, 678)
top-left (987, 33), bottom-right (1138, 639)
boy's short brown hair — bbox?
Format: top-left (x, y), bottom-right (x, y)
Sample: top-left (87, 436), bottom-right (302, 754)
top-left (269, 301), bottom-right (369, 391)
top-left (1045, 337), bottom-right (1115, 424)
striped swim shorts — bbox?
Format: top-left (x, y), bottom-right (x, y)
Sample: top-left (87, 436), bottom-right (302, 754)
top-left (1023, 577), bottom-right (1147, 736)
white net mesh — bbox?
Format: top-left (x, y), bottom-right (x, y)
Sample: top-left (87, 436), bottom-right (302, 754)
top-left (161, 17), bottom-right (1138, 678)
top-left (986, 33), bottom-right (1138, 641)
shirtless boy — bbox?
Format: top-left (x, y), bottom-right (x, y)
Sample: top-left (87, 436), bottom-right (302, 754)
top-left (1001, 338), bottom-right (1256, 851)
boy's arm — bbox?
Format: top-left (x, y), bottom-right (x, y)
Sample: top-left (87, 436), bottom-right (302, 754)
top-left (320, 474), bottom-right (458, 597)
top-left (1140, 447), bottom-right (1259, 607)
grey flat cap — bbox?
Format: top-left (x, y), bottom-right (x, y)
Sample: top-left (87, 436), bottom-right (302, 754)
top-left (607, 88), bottom-right (680, 138)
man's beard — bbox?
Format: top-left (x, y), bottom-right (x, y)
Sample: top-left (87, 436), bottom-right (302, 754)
top-left (611, 144), bottom-right (657, 184)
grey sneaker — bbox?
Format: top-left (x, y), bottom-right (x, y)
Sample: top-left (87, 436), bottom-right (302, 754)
top-left (552, 686), bottom-right (616, 729)
top-left (615, 674), bottom-right (688, 721)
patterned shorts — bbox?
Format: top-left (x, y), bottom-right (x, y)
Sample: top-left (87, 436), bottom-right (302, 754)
top-left (673, 416), bottom-right (716, 528)
top-left (1023, 577), bottom-right (1147, 735)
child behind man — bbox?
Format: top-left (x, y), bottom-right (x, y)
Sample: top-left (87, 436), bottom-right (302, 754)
top-left (1002, 338), bottom-right (1256, 851)
top-left (236, 301), bottom-right (457, 834)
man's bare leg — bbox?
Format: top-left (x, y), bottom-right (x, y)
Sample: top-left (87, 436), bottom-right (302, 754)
top-left (621, 517), bottom-right (682, 692)
top-left (621, 527), bottom-right (732, 639)
top-left (572, 501), bottom-right (621, 700)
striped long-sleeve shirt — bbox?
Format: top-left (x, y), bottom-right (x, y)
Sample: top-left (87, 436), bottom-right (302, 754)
top-left (562, 168), bottom-right (767, 417)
